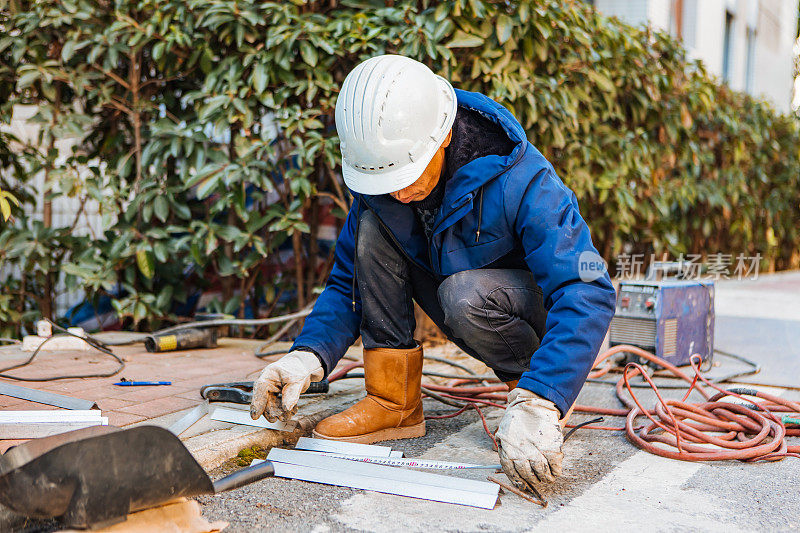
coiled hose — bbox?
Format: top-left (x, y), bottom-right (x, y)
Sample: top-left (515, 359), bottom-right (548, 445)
top-left (327, 344), bottom-right (799, 463)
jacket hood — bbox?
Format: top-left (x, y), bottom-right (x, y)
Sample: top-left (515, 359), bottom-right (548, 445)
top-left (442, 89), bottom-right (528, 203)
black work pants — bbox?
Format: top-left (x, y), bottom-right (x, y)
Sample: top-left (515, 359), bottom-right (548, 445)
top-left (355, 209), bottom-right (547, 382)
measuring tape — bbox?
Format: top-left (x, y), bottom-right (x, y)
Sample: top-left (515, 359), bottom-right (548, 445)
top-left (324, 453), bottom-right (500, 470)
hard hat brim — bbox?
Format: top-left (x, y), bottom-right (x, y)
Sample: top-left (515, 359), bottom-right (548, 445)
top-left (341, 152), bottom-right (436, 196)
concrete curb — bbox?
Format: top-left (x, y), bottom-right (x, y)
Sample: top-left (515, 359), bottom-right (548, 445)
top-left (152, 382), bottom-right (365, 471)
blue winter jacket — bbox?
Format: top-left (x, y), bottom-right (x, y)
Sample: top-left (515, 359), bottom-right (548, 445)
top-left (290, 89), bottom-right (616, 416)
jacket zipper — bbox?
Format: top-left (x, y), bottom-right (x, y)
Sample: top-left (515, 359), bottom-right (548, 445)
top-left (430, 141), bottom-right (527, 242)
top-left (351, 197), bottom-right (362, 311)
top-left (475, 186), bottom-right (484, 243)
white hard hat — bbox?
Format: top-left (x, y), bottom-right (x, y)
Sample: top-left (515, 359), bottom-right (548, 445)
top-left (335, 55), bottom-right (457, 195)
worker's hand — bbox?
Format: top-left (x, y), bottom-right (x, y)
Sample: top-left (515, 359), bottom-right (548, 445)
top-left (495, 388), bottom-right (564, 487)
top-left (250, 350), bottom-right (324, 423)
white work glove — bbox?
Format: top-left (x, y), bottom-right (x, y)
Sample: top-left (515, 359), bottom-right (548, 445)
top-left (249, 350), bottom-right (324, 423)
top-left (495, 388), bottom-right (564, 487)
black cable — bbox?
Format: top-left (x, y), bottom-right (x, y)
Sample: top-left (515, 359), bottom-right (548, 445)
top-left (422, 355), bottom-right (479, 376)
top-left (254, 316), bottom-right (303, 357)
top-left (421, 386), bottom-right (467, 408)
top-left (152, 305), bottom-right (314, 335)
top-left (564, 417), bottom-right (605, 441)
top-left (0, 320), bottom-right (125, 381)
top-left (334, 372), bottom-right (365, 379)
top-left (421, 370), bottom-right (498, 380)
top-left (255, 349), bottom-right (286, 359)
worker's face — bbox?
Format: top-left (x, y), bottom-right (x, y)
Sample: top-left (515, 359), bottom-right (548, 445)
top-left (390, 130), bottom-right (452, 203)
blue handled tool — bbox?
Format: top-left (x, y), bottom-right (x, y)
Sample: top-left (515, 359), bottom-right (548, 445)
top-left (113, 380), bottom-right (171, 386)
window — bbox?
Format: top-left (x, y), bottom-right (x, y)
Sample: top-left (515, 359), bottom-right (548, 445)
top-left (722, 11), bottom-right (735, 83)
top-left (744, 27), bottom-right (756, 93)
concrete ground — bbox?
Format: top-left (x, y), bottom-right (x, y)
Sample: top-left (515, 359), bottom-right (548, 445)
top-left (199, 272), bottom-right (800, 533)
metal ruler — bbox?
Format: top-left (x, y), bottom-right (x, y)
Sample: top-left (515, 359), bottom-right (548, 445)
top-left (263, 449), bottom-right (500, 509)
top-left (323, 453), bottom-right (500, 470)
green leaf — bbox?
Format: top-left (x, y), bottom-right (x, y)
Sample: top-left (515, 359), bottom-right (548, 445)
top-left (496, 15), bottom-right (513, 45)
top-left (196, 175), bottom-right (221, 199)
top-left (253, 63), bottom-right (267, 93)
top-left (61, 40), bottom-right (76, 62)
top-left (154, 195), bottom-right (169, 222)
top-left (587, 70), bottom-right (617, 95)
top-left (153, 242), bottom-right (168, 263)
top-left (0, 196), bottom-right (10, 221)
top-left (299, 41), bottom-right (318, 67)
top-left (447, 30), bottom-right (484, 48)
top-left (16, 70), bottom-right (40, 90)
top-left (153, 41), bottom-right (165, 61)
top-left (136, 250), bottom-right (155, 279)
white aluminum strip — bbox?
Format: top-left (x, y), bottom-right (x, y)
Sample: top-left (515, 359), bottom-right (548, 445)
top-left (266, 449), bottom-right (499, 509)
top-left (322, 454), bottom-right (500, 470)
top-left (0, 383), bottom-right (97, 410)
top-left (389, 450), bottom-right (404, 458)
top-left (294, 437), bottom-right (395, 457)
top-left (168, 401), bottom-right (208, 436)
top-left (0, 410), bottom-right (103, 423)
top-left (210, 406), bottom-right (295, 431)
top-left (0, 419), bottom-right (107, 439)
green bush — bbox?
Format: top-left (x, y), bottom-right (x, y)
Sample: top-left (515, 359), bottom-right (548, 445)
top-left (1, 0), bottom-right (798, 336)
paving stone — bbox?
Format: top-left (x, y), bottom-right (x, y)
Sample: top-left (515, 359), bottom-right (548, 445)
top-left (95, 397), bottom-right (137, 411)
top-left (0, 339), bottom-right (267, 442)
top-left (116, 385), bottom-right (192, 403)
top-left (106, 411), bottom-right (148, 426)
top-left (115, 396), bottom-right (199, 418)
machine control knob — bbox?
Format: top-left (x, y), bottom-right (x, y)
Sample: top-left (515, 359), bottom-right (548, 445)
top-left (620, 296), bottom-right (630, 308)
top-left (644, 297), bottom-right (655, 310)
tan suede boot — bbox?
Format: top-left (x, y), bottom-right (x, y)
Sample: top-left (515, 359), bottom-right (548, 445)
top-left (504, 379), bottom-right (573, 429)
top-left (312, 346), bottom-right (425, 443)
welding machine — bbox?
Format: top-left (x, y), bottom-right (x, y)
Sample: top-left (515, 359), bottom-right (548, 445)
top-left (609, 279), bottom-right (714, 367)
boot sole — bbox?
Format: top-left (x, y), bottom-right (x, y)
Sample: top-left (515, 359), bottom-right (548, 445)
top-left (312, 421), bottom-right (426, 444)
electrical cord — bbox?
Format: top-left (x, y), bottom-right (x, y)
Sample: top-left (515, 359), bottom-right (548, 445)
top-left (154, 305), bottom-right (315, 336)
top-left (422, 354), bottom-right (478, 376)
top-left (617, 354), bottom-right (799, 461)
top-left (254, 317), bottom-right (305, 357)
top-left (586, 348), bottom-right (761, 389)
top-left (323, 344), bottom-right (798, 463)
top-left (0, 320), bottom-right (125, 381)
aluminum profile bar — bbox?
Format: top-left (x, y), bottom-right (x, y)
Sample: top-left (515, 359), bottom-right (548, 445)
top-left (294, 437), bottom-right (397, 457)
top-left (265, 448), bottom-right (499, 509)
top-left (210, 406), bottom-right (295, 431)
top-left (0, 410), bottom-right (102, 423)
top-left (1, 418), bottom-right (108, 439)
top-left (167, 401), bottom-right (209, 436)
top-left (0, 383), bottom-right (97, 410)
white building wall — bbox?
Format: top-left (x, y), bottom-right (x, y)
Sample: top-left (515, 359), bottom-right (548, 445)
top-left (648, 0), bottom-right (673, 31)
top-left (750, 0), bottom-right (798, 110)
top-left (594, 0), bottom-right (799, 111)
top-left (3, 105), bottom-right (105, 316)
top-left (594, 0), bottom-right (651, 26)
